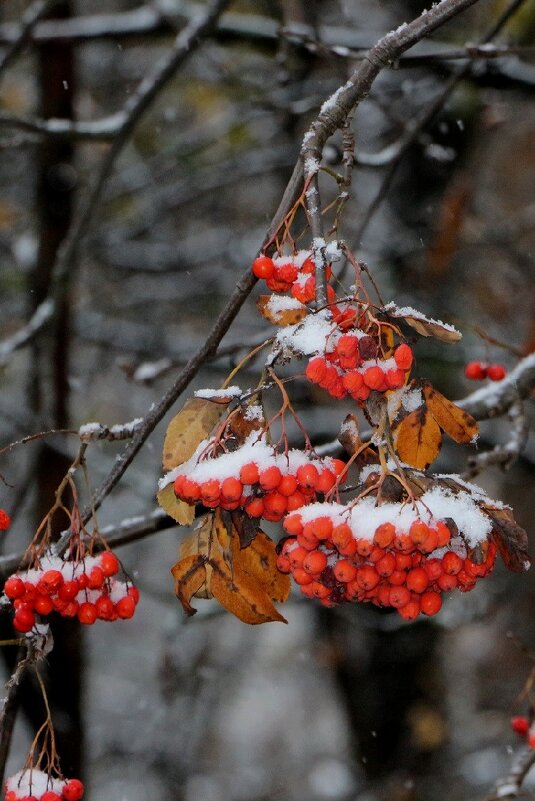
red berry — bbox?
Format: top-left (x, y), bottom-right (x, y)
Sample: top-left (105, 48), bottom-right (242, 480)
top-left (180, 477), bottom-right (201, 502)
top-left (34, 594), bottom-right (54, 616)
top-left (4, 575), bottom-right (25, 599)
top-left (511, 716), bottom-right (530, 736)
top-left (296, 464), bottom-right (319, 489)
top-left (389, 586), bottom-right (411, 608)
top-left (356, 538), bottom-right (373, 557)
top-left (376, 553), bottom-right (396, 577)
top-left (244, 497), bottom-right (264, 518)
top-left (276, 554), bottom-right (291, 574)
top-left (342, 371), bottom-right (364, 393)
top-left (42, 794), bottom-right (62, 801)
top-left (363, 366), bottom-right (384, 390)
top-left (385, 368), bottom-right (405, 390)
top-left (100, 551), bottom-right (120, 577)
top-left (316, 469), bottom-right (336, 494)
top-left (0, 509), bottom-right (11, 530)
top-left (306, 357), bottom-right (328, 384)
top-left (442, 551), bottom-right (463, 575)
top-left (333, 559), bottom-right (357, 583)
top-left (435, 521), bottom-right (451, 547)
top-left (303, 550), bottom-right (328, 575)
top-left (128, 586), bottom-right (140, 605)
top-left (286, 490), bottom-right (307, 512)
top-left (259, 466), bottom-right (282, 491)
top-left (464, 361), bottom-right (486, 380)
top-left (277, 263), bottom-right (298, 283)
top-left (240, 462), bottom-right (260, 485)
top-left (409, 520), bottom-right (429, 545)
top-left (419, 528), bottom-right (438, 554)
top-left (62, 779), bottom-right (85, 801)
top-left (292, 568), bottom-right (314, 586)
top-left (288, 546), bottom-right (308, 569)
top-left (78, 602), bottom-right (97, 625)
top-left (278, 474), bottom-right (298, 497)
top-left (424, 559), bottom-right (443, 581)
top-left (311, 582), bottom-right (331, 599)
top-left (332, 523), bottom-right (353, 551)
top-left (313, 517), bottom-right (333, 541)
top-left (96, 594), bottom-right (114, 620)
top-left (406, 567), bottom-right (429, 594)
top-left (283, 514), bottom-right (303, 535)
top-left (398, 600), bottom-right (421, 621)
top-left (487, 363), bottom-right (506, 381)
top-left (528, 730), bottom-right (535, 749)
top-left (13, 607), bottom-right (35, 632)
top-left (420, 591), bottom-right (442, 616)
top-left (200, 479), bottom-right (220, 504)
top-left (59, 580), bottom-right (79, 601)
top-left (374, 522), bottom-right (395, 548)
top-left (394, 344), bottom-right (413, 371)
top-left (437, 574), bottom-right (457, 592)
top-left (77, 573), bottom-right (89, 590)
top-left (263, 491), bottom-right (287, 519)
top-left (252, 255), bottom-right (275, 279)
top-left (221, 476), bottom-right (243, 503)
top-left (395, 553), bottom-right (412, 571)
top-left (357, 566), bottom-right (380, 591)
top-left (38, 570), bottom-right (64, 595)
top-left (88, 566), bottom-right (105, 590)
top-left (62, 600), bottom-right (79, 618)
top-left (337, 335), bottom-right (359, 358)
top-left (116, 595), bottom-right (136, 619)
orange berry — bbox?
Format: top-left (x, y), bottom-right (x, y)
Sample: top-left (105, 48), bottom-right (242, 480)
top-left (286, 490), bottom-right (307, 511)
top-left (259, 466), bottom-right (282, 491)
top-left (201, 479), bottom-right (220, 504)
top-left (409, 520), bottom-right (429, 545)
top-left (420, 591), bottom-right (442, 615)
top-left (363, 366), bottom-right (385, 390)
top-left (297, 530), bottom-right (319, 550)
top-left (263, 491), bottom-right (287, 518)
top-left (306, 357), bottom-right (328, 384)
top-left (78, 602), bottom-right (98, 625)
top-left (374, 522), bottom-right (395, 548)
top-left (332, 523), bottom-right (352, 549)
top-left (406, 567), bottom-right (429, 594)
top-left (311, 581), bottom-right (331, 599)
top-left (389, 569), bottom-right (406, 586)
top-left (316, 469), bottom-right (336, 494)
top-left (337, 335), bottom-right (359, 358)
top-left (376, 585), bottom-right (392, 606)
top-left (435, 521), bottom-right (451, 547)
top-left (395, 553), bottom-right (412, 571)
top-left (342, 371), bottom-right (364, 393)
top-left (385, 368), bottom-right (406, 390)
top-left (283, 513), bottom-right (303, 535)
top-left (245, 497), bottom-right (264, 518)
top-left (369, 546), bottom-right (386, 563)
top-left (278, 474), bottom-right (298, 497)
top-left (389, 585), bottom-right (411, 608)
top-left (314, 517), bottom-right (334, 540)
top-left (356, 538), bottom-right (373, 557)
top-left (181, 477), bottom-right (201, 502)
top-left (296, 464), bottom-right (319, 489)
top-left (276, 554), bottom-right (291, 574)
top-left (511, 716), bottom-right (530, 736)
top-left (100, 551), bottom-right (120, 577)
top-left (240, 462), bottom-right (260, 485)
top-left (303, 549), bottom-right (328, 575)
top-left (393, 533), bottom-right (413, 552)
top-left (288, 546), bottom-right (308, 569)
top-left (292, 568), bottom-right (314, 585)
top-left (419, 528), bottom-right (438, 554)
top-left (487, 363), bottom-right (506, 381)
top-left (333, 559), bottom-right (357, 583)
top-left (221, 477), bottom-right (243, 502)
top-left (394, 343), bottom-right (413, 371)
top-left (437, 574), bottom-right (457, 591)
top-left (398, 600), bottom-right (421, 620)
top-left (357, 566), bottom-right (380, 590)
top-left (424, 559), bottom-right (443, 581)
top-left (442, 551), bottom-right (463, 575)
top-left (376, 552), bottom-right (396, 577)
top-left (34, 594), bottom-right (54, 615)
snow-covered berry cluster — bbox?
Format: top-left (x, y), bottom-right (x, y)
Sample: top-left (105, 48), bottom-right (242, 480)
top-left (276, 483), bottom-right (497, 619)
top-left (253, 250), bottom-right (415, 403)
top-left (168, 432), bottom-right (345, 522)
top-left (4, 551), bottom-right (139, 632)
top-left (5, 770), bottom-right (83, 801)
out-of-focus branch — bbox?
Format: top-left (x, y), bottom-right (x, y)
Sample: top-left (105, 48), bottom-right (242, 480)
top-left (0, 110), bottom-right (125, 141)
top-left (0, 298), bottom-right (54, 368)
top-left (489, 745), bottom-right (535, 798)
top-left (0, 0), bottom-right (60, 81)
top-left (463, 401), bottom-right (529, 479)
top-left (0, 0), bottom-right (231, 369)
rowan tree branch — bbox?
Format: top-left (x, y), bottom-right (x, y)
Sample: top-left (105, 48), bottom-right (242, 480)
top-left (0, 0), bottom-right (60, 82)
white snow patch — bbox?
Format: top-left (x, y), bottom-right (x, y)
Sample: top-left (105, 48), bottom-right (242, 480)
top-left (384, 301), bottom-right (460, 336)
top-left (6, 769), bottom-right (66, 798)
top-left (275, 310), bottom-right (336, 357)
top-left (194, 386), bottom-right (242, 400)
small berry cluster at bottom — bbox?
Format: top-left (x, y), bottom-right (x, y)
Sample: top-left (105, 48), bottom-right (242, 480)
top-left (4, 551), bottom-right (139, 632)
top-left (511, 716), bottom-right (535, 749)
top-left (465, 361), bottom-right (506, 381)
top-left (5, 770), bottom-right (83, 801)
top-left (277, 503), bottom-right (496, 620)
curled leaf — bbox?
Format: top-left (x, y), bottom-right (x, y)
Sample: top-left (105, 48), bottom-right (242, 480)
top-left (484, 506), bottom-right (531, 573)
top-left (171, 554), bottom-right (208, 616)
top-left (162, 397), bottom-right (225, 471)
top-left (423, 382), bottom-right (479, 444)
top-left (384, 303), bottom-right (461, 343)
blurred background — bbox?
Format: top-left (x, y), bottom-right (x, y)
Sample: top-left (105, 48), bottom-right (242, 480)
top-left (1, 0), bottom-right (535, 799)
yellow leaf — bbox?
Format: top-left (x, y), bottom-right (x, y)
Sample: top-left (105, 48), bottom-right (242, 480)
top-left (423, 382), bottom-right (479, 443)
top-left (257, 295), bottom-right (308, 326)
top-left (162, 397), bottom-right (225, 471)
top-left (395, 408), bottom-right (442, 469)
top-left (386, 305), bottom-right (461, 342)
top-left (157, 483), bottom-right (194, 525)
top-left (230, 529), bottom-right (290, 605)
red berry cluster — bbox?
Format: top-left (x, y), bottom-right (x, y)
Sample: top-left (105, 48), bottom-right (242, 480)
top-left (252, 250), bottom-right (415, 403)
top-left (277, 507), bottom-right (496, 620)
top-left (511, 716), bottom-right (535, 749)
top-left (465, 361), bottom-right (506, 381)
top-left (173, 442), bottom-right (345, 523)
top-left (0, 508), bottom-right (11, 531)
top-left (4, 551), bottom-right (139, 633)
top-left (5, 770), bottom-right (83, 801)
top-left (306, 341), bottom-right (413, 401)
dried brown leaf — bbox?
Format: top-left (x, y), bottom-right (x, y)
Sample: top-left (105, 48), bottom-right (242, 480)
top-left (170, 554), bottom-right (208, 616)
top-left (162, 397), bottom-right (225, 471)
top-left (485, 506), bottom-right (531, 573)
top-left (257, 295), bottom-right (308, 326)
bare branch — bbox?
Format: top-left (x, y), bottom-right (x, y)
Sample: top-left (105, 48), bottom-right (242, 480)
top-left (0, 110), bottom-right (125, 142)
top-left (464, 401), bottom-right (529, 478)
top-left (0, 0), bottom-right (60, 81)
top-left (0, 298), bottom-right (54, 368)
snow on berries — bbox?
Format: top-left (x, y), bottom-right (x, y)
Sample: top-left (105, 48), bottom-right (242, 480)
top-left (4, 550), bottom-right (139, 633)
top-left (4, 770), bottom-right (84, 801)
top-left (277, 481), bottom-right (499, 620)
top-left (165, 431), bottom-right (345, 522)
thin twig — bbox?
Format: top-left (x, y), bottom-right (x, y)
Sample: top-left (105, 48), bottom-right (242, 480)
top-left (0, 0), bottom-right (60, 82)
